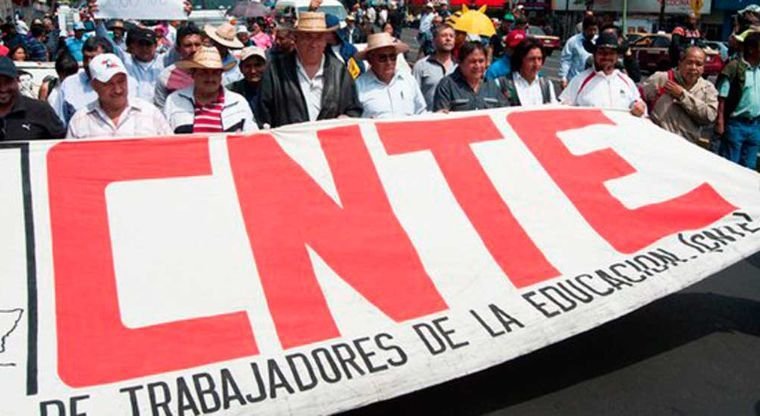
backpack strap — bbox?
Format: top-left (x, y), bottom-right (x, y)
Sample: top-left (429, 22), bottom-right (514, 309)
top-left (495, 75), bottom-right (521, 106)
top-left (539, 77), bottom-right (552, 104)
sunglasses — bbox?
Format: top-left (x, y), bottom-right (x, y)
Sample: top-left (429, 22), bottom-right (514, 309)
top-left (374, 53), bottom-right (397, 63)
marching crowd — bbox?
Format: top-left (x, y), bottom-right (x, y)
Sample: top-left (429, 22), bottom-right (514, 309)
top-left (0, 1), bottom-right (759, 170)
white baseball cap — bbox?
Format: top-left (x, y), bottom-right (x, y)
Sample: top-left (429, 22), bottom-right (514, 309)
top-left (88, 53), bottom-right (127, 83)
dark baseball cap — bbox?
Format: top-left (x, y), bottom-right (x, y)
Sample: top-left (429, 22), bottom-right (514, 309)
top-left (127, 27), bottom-right (157, 44)
top-left (595, 32), bottom-right (620, 51)
top-left (0, 56), bottom-right (18, 78)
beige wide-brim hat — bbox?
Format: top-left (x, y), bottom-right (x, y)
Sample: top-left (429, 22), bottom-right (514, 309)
top-left (176, 46), bottom-right (237, 71)
top-left (204, 23), bottom-right (245, 49)
top-left (357, 32), bottom-right (409, 60)
top-left (295, 11), bottom-right (338, 32)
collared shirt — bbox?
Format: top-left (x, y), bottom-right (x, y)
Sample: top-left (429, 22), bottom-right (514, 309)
top-left (51, 70), bottom-right (138, 125)
top-left (433, 69), bottom-right (510, 112)
top-left (356, 69), bottom-right (427, 118)
top-left (419, 12), bottom-right (435, 36)
top-left (559, 33), bottom-right (593, 82)
top-left (559, 68), bottom-right (641, 111)
top-left (67, 97), bottom-right (172, 139)
top-left (413, 54), bottom-right (457, 109)
top-left (642, 71), bottom-right (718, 143)
top-left (513, 72), bottom-right (557, 106)
top-left (252, 32), bottom-right (273, 49)
top-left (25, 36), bottom-right (48, 61)
top-left (485, 55), bottom-right (511, 81)
top-left (154, 63), bottom-right (194, 110)
top-left (0, 95), bottom-right (66, 141)
top-left (718, 60), bottom-right (760, 119)
top-left (193, 88), bottom-right (226, 133)
top-left (222, 53), bottom-right (243, 85)
top-left (65, 37), bottom-right (86, 62)
top-left (296, 56), bottom-right (325, 121)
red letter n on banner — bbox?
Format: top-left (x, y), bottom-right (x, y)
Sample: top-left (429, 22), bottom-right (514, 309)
top-left (48, 138), bottom-right (257, 388)
top-left (228, 127), bottom-right (447, 349)
top-left (376, 116), bottom-right (559, 288)
top-left (507, 109), bottom-right (736, 253)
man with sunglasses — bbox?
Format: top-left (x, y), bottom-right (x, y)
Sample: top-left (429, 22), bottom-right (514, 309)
top-left (356, 33), bottom-right (426, 118)
top-left (0, 56), bottom-right (66, 141)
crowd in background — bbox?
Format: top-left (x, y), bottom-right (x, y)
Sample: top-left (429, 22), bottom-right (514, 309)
top-left (0, 0), bottom-right (758, 171)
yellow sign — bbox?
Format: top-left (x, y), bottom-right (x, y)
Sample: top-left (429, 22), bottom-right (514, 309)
top-left (690, 0), bottom-right (704, 16)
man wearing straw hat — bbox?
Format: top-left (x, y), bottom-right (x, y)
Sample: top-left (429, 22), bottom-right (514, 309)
top-left (164, 46), bottom-right (257, 134)
top-left (203, 22), bottom-right (245, 85)
top-left (356, 32), bottom-right (426, 118)
top-left (256, 11), bottom-right (362, 128)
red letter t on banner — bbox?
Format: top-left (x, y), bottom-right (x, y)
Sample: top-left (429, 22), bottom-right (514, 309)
top-left (48, 138), bottom-right (257, 388)
top-left (377, 116), bottom-right (560, 288)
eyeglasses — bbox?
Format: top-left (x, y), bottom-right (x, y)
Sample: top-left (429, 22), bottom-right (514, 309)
top-left (374, 53), bottom-right (397, 63)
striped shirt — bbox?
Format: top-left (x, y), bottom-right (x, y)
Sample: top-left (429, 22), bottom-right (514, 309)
top-left (193, 89), bottom-right (225, 133)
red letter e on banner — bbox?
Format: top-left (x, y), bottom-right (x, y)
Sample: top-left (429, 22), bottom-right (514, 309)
top-left (508, 109), bottom-right (736, 253)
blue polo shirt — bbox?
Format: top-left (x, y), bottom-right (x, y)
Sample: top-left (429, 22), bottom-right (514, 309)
top-left (718, 60), bottom-right (760, 119)
top-left (485, 55), bottom-right (511, 81)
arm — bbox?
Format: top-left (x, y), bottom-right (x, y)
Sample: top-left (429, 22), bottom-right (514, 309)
top-left (432, 78), bottom-right (452, 112)
top-left (340, 73), bottom-right (363, 118)
top-left (94, 19), bottom-right (127, 62)
top-left (254, 68), bottom-right (275, 128)
top-left (716, 98), bottom-right (726, 135)
top-left (558, 36), bottom-right (574, 83)
top-left (623, 51), bottom-right (641, 83)
top-left (412, 80), bottom-right (427, 114)
top-left (44, 102), bottom-right (68, 139)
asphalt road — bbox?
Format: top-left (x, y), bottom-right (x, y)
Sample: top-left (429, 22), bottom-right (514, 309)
top-left (342, 252), bottom-right (760, 416)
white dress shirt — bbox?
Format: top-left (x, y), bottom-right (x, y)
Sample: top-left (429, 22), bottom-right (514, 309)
top-left (513, 72), bottom-right (557, 106)
top-left (67, 98), bottom-right (173, 139)
top-left (296, 56), bottom-right (325, 122)
top-left (356, 69), bottom-right (427, 118)
top-left (559, 68), bottom-right (642, 111)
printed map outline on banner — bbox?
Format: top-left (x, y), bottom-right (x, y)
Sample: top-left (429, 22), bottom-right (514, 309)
top-left (7, 106), bottom-right (760, 415)
top-left (0, 309), bottom-right (23, 363)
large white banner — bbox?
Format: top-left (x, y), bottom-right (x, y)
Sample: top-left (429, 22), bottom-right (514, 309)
top-left (2, 107), bottom-right (759, 415)
top-left (95, 0), bottom-right (187, 21)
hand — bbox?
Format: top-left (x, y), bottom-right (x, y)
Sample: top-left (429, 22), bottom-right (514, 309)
top-left (663, 80), bottom-right (684, 99)
top-left (560, 79), bottom-right (568, 90)
top-left (630, 100), bottom-right (646, 117)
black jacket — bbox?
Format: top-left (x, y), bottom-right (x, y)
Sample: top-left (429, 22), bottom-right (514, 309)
top-left (256, 51), bottom-right (362, 128)
top-left (1, 95), bottom-right (66, 141)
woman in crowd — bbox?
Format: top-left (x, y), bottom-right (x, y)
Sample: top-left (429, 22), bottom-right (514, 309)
top-left (433, 41), bottom-right (510, 112)
top-left (9, 44), bottom-right (28, 61)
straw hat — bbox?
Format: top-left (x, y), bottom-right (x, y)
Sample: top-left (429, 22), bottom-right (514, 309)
top-left (176, 46), bottom-right (237, 71)
top-left (204, 23), bottom-right (244, 49)
top-left (357, 32), bottom-right (409, 60)
top-left (295, 12), bottom-right (337, 32)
